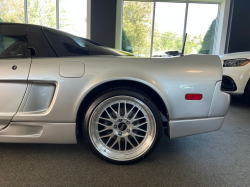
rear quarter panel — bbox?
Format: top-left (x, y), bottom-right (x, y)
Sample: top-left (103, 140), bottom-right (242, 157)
top-left (13, 55), bottom-right (222, 122)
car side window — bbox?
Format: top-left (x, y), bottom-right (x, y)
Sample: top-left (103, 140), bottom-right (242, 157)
top-left (43, 28), bottom-right (123, 57)
top-left (0, 35), bottom-right (31, 58)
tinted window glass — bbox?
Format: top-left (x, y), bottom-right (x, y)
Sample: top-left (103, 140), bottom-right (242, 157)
top-left (0, 35), bottom-right (30, 58)
top-left (27, 25), bottom-right (57, 57)
top-left (43, 28), bottom-right (126, 57)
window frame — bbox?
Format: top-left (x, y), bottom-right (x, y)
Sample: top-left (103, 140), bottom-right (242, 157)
top-left (116, 0), bottom-right (231, 56)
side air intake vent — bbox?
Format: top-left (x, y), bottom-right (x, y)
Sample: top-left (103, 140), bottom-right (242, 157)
top-left (23, 83), bottom-right (56, 113)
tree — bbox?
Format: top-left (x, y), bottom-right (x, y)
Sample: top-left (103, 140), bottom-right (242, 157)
top-left (0, 0), bottom-right (67, 28)
top-left (122, 29), bottom-right (133, 53)
top-left (199, 19), bottom-right (216, 54)
top-left (27, 0), bottom-right (57, 28)
top-left (123, 1), bottom-right (153, 56)
top-left (153, 31), bottom-right (202, 54)
top-left (153, 30), bottom-right (183, 53)
top-left (123, 1), bottom-right (204, 56)
top-left (0, 0), bottom-right (25, 23)
top-left (185, 34), bottom-right (203, 54)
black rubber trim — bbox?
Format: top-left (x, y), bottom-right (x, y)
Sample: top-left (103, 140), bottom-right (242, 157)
top-left (221, 75), bottom-right (237, 91)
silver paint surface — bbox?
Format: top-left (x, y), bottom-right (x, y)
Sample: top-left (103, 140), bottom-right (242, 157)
top-left (0, 55), bottom-right (230, 143)
top-left (169, 117), bottom-right (225, 139)
top-left (60, 61), bottom-right (85, 78)
top-left (14, 55), bottom-right (223, 122)
top-left (23, 83), bottom-right (55, 113)
top-left (0, 58), bottom-right (31, 128)
top-left (0, 122), bottom-right (76, 143)
top-left (208, 81), bottom-right (231, 117)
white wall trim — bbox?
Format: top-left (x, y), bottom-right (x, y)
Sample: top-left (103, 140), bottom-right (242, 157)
top-left (214, 0), bottom-right (231, 55)
top-left (56, 0), bottom-right (59, 29)
top-left (115, 0), bottom-right (123, 49)
top-left (87, 0), bottom-right (91, 39)
top-left (24, 0), bottom-right (28, 23)
top-left (182, 3), bottom-right (188, 47)
top-left (150, 2), bottom-right (156, 57)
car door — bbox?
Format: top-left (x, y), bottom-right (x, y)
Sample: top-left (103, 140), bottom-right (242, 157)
top-left (0, 24), bottom-right (31, 129)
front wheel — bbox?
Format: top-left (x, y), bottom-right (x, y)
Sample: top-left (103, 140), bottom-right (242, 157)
top-left (83, 88), bottom-right (162, 164)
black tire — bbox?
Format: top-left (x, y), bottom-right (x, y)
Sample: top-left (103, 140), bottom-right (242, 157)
top-left (243, 80), bottom-right (250, 104)
top-left (83, 87), bottom-right (162, 164)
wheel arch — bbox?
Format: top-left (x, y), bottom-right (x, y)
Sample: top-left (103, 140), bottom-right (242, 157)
top-left (76, 79), bottom-right (169, 142)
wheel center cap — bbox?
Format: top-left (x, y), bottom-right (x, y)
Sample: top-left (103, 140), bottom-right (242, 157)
top-left (118, 122), bottom-right (127, 131)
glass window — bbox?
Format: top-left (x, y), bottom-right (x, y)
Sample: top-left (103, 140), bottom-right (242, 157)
top-left (59, 0), bottom-right (87, 37)
top-left (122, 1), bottom-right (154, 57)
top-left (44, 28), bottom-right (128, 57)
top-left (0, 35), bottom-right (30, 58)
top-left (27, 0), bottom-right (57, 28)
top-left (185, 3), bottom-right (219, 54)
top-left (121, 1), bottom-right (219, 57)
top-left (153, 2), bottom-right (186, 56)
top-left (0, 0), bottom-right (25, 23)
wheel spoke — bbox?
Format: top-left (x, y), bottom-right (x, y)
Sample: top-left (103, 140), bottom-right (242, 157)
top-left (117, 102), bottom-right (121, 118)
top-left (133, 121), bottom-right (147, 127)
top-left (124, 102), bottom-right (127, 117)
top-left (131, 134), bottom-right (139, 145)
top-left (131, 107), bottom-right (141, 120)
top-left (98, 128), bottom-right (110, 133)
top-left (105, 109), bottom-right (115, 120)
top-left (133, 127), bottom-right (147, 133)
top-left (99, 117), bottom-right (112, 122)
top-left (127, 138), bottom-right (135, 148)
top-left (100, 132), bottom-right (113, 139)
top-left (110, 137), bottom-right (118, 149)
top-left (125, 137), bottom-right (127, 151)
top-left (97, 122), bottom-right (109, 127)
top-left (132, 132), bottom-right (145, 138)
top-left (110, 106), bottom-right (118, 118)
top-left (118, 137), bottom-right (121, 151)
top-left (126, 104), bottom-right (135, 118)
top-left (132, 116), bottom-right (146, 122)
top-left (105, 133), bottom-right (115, 145)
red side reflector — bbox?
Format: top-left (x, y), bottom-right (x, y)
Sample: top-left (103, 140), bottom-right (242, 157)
top-left (185, 94), bottom-right (203, 100)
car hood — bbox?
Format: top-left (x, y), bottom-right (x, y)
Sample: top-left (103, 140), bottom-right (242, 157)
top-left (220, 52), bottom-right (250, 60)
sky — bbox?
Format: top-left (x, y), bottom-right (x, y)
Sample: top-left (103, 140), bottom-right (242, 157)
top-left (59, 0), bottom-right (87, 37)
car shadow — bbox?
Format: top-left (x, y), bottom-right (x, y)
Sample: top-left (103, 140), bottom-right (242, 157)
top-left (230, 95), bottom-right (250, 109)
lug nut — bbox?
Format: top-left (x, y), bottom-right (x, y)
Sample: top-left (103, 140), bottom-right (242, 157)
top-left (114, 125), bottom-right (117, 128)
top-left (118, 131), bottom-right (122, 136)
top-left (126, 129), bottom-right (130, 133)
top-left (119, 119), bottom-right (122, 122)
top-left (126, 121), bottom-right (130, 124)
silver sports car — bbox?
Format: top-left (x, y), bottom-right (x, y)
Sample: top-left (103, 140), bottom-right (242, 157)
top-left (0, 23), bottom-right (230, 164)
